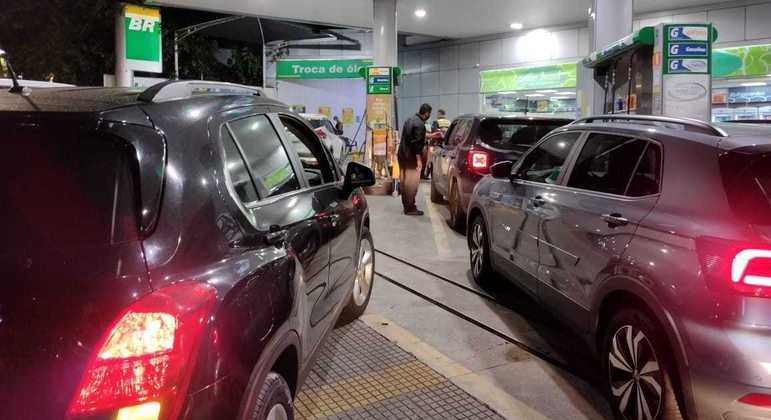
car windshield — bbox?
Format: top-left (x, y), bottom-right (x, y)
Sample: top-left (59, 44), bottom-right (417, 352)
top-left (721, 151), bottom-right (771, 225)
top-left (478, 119), bottom-right (565, 150)
top-left (308, 118), bottom-right (325, 129)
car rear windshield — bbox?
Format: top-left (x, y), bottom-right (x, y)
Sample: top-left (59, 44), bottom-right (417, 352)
top-left (478, 119), bottom-right (565, 150)
top-left (0, 120), bottom-right (138, 249)
top-left (720, 150), bottom-right (771, 225)
top-left (308, 119), bottom-right (324, 129)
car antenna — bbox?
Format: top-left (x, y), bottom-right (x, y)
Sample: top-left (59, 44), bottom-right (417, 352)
top-left (0, 49), bottom-right (30, 96)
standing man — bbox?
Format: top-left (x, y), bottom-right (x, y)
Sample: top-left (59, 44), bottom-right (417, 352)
top-left (398, 103), bottom-right (432, 216)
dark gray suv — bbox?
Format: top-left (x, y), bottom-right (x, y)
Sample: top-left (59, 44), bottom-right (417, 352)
top-left (466, 115), bottom-right (771, 420)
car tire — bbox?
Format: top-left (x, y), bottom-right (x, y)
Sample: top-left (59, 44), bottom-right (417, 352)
top-left (602, 309), bottom-right (684, 420)
top-left (337, 228), bottom-right (375, 327)
top-left (430, 177), bottom-right (443, 203)
top-left (469, 215), bottom-right (493, 283)
top-left (448, 183), bottom-right (466, 232)
top-left (246, 372), bottom-right (294, 420)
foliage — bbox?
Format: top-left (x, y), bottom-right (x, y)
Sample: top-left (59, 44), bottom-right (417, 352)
top-left (0, 0), bottom-right (263, 86)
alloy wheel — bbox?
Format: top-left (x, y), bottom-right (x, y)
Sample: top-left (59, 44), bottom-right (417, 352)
top-left (353, 237), bottom-right (374, 306)
top-left (470, 221), bottom-right (485, 279)
top-left (608, 325), bottom-right (664, 420)
top-left (265, 403), bottom-right (288, 420)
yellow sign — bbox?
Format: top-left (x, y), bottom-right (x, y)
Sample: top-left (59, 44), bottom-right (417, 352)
top-left (342, 107), bottom-right (354, 124)
top-left (318, 106), bottom-right (332, 118)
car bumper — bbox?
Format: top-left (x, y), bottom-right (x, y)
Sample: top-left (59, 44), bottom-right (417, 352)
top-left (691, 369), bottom-right (771, 420)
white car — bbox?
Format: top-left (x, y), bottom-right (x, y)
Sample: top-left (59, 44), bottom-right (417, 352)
top-left (300, 113), bottom-right (346, 163)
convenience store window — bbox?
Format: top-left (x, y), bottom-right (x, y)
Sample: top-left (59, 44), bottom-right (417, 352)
top-left (479, 63), bottom-right (577, 118)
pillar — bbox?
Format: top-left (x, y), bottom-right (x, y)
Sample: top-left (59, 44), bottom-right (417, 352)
top-left (372, 0), bottom-right (397, 67)
top-left (578, 0), bottom-right (633, 116)
top-left (115, 4), bottom-right (133, 87)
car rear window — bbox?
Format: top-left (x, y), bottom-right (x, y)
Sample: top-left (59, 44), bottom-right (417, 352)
top-left (0, 123), bottom-right (138, 249)
top-left (307, 119), bottom-right (324, 129)
top-left (478, 119), bottom-right (565, 150)
top-left (720, 151), bottom-right (771, 225)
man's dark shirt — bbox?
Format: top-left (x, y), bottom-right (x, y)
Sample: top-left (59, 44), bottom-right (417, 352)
top-left (398, 114), bottom-right (426, 169)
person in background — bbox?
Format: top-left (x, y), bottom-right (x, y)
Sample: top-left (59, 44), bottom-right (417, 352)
top-left (333, 115), bottom-right (344, 135)
top-left (432, 109), bottom-right (451, 132)
top-left (398, 103), bottom-right (432, 216)
top-left (422, 109), bottom-right (451, 179)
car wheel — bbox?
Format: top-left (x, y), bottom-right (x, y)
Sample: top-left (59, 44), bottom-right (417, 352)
top-left (247, 372), bottom-right (294, 420)
top-left (430, 177), bottom-right (443, 203)
top-left (448, 183), bottom-right (466, 232)
top-left (337, 228), bottom-right (375, 327)
top-left (469, 216), bottom-right (493, 283)
top-left (603, 309), bottom-right (684, 420)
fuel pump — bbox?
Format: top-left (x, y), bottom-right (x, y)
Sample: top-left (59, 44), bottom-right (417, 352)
top-left (582, 24), bottom-right (717, 121)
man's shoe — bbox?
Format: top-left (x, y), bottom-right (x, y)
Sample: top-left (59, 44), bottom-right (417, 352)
top-left (405, 209), bottom-right (424, 216)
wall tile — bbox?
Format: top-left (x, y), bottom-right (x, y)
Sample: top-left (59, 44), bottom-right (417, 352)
top-left (458, 68), bottom-right (480, 94)
top-left (404, 51), bottom-right (421, 74)
top-left (440, 45), bottom-right (459, 70)
top-left (421, 72), bottom-right (440, 96)
top-left (479, 39), bottom-right (503, 67)
top-left (439, 94), bottom-right (460, 119)
top-left (501, 37), bottom-right (518, 65)
top-left (421, 49), bottom-right (440, 73)
top-left (400, 97), bottom-right (420, 126)
top-left (553, 29), bottom-right (579, 59)
top-left (578, 28), bottom-right (591, 57)
top-left (440, 70), bottom-right (459, 95)
top-left (708, 7), bottom-right (746, 43)
top-left (746, 3), bottom-right (771, 40)
top-left (458, 42), bottom-right (480, 69)
top-left (459, 93), bottom-right (480, 115)
top-left (401, 74), bottom-right (421, 98)
top-left (671, 12), bottom-right (708, 23)
top-left (638, 16), bottom-right (673, 29)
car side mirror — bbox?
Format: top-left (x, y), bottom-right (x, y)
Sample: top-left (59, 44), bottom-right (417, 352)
top-left (343, 162), bottom-right (375, 194)
top-left (490, 160), bottom-right (514, 179)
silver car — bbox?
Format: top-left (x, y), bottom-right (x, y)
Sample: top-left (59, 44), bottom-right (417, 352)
top-left (467, 115), bottom-right (771, 420)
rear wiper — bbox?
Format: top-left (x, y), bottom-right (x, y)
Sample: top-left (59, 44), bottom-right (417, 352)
top-left (0, 48), bottom-right (30, 96)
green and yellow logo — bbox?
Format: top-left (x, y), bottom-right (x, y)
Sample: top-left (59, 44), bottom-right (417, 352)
top-left (124, 5), bottom-right (161, 62)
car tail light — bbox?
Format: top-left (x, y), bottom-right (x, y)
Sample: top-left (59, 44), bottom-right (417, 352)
top-left (697, 237), bottom-right (771, 298)
top-left (314, 127), bottom-right (327, 140)
top-left (739, 393), bottom-right (771, 407)
top-left (67, 282), bottom-right (216, 419)
top-left (467, 147), bottom-right (491, 175)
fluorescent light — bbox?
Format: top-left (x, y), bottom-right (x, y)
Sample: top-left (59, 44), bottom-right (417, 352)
top-left (0, 49), bottom-right (5, 55)
top-left (510, 22), bottom-right (523, 30)
top-left (536, 89), bottom-right (558, 93)
top-left (556, 91), bottom-right (576, 95)
top-left (741, 82), bottom-right (767, 87)
top-left (525, 94), bottom-right (545, 97)
top-left (414, 9), bottom-right (427, 18)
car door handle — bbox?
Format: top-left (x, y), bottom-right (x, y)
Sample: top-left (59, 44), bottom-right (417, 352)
top-left (602, 213), bottom-right (629, 228)
top-left (532, 195), bottom-right (546, 207)
top-left (264, 224), bottom-right (287, 247)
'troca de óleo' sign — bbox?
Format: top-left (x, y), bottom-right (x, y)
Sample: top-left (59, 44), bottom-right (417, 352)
top-left (276, 59), bottom-right (373, 79)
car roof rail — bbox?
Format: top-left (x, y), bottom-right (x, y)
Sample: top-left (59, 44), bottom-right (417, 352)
top-left (571, 114), bottom-right (728, 137)
top-left (139, 80), bottom-right (262, 103)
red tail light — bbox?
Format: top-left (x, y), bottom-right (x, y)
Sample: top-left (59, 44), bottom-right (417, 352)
top-left (314, 127), bottom-right (327, 140)
top-left (467, 147), bottom-right (491, 175)
top-left (67, 282), bottom-right (216, 419)
top-left (739, 393), bottom-right (771, 407)
top-left (697, 237), bottom-right (771, 298)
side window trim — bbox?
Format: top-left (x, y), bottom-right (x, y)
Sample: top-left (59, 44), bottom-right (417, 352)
top-left (227, 112), bottom-right (304, 201)
top-left (558, 130), bottom-right (664, 198)
top-left (273, 112), bottom-right (339, 185)
top-left (512, 130), bottom-right (586, 185)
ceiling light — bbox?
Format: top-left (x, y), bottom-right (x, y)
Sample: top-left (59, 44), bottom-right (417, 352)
top-left (741, 82), bottom-right (767, 87)
top-left (525, 94), bottom-right (545, 97)
top-left (510, 22), bottom-right (523, 30)
top-left (556, 91), bottom-right (576, 95)
top-left (536, 89), bottom-right (557, 93)
top-left (414, 9), bottom-right (427, 18)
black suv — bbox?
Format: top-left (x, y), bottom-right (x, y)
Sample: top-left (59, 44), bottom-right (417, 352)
top-left (0, 81), bottom-right (376, 420)
top-left (468, 115), bottom-right (771, 420)
top-left (430, 114), bottom-right (571, 230)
